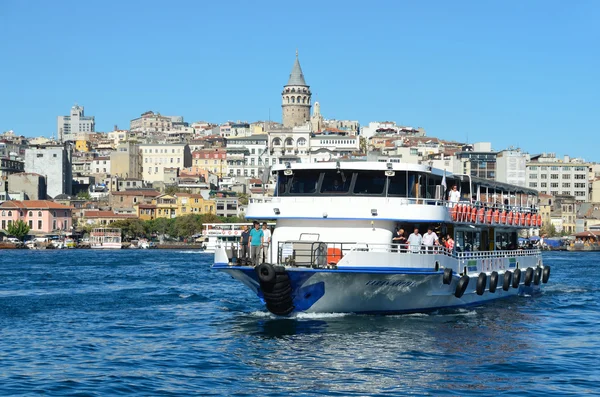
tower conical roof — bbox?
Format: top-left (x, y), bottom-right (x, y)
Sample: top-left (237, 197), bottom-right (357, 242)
top-left (286, 52), bottom-right (307, 86)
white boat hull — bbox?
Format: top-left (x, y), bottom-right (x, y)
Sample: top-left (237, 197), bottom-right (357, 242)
top-left (90, 244), bottom-right (122, 249)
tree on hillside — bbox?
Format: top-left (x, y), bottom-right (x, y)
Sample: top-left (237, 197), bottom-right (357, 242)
top-left (6, 220), bottom-right (31, 241)
top-left (76, 191), bottom-right (91, 200)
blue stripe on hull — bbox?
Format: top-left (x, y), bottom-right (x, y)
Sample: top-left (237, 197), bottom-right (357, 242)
top-left (212, 265), bottom-right (541, 315)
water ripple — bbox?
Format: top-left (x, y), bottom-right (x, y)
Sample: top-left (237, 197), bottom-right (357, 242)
top-left (0, 250), bottom-right (597, 396)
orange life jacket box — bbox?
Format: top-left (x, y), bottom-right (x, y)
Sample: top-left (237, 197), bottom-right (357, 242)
top-left (327, 247), bottom-right (342, 265)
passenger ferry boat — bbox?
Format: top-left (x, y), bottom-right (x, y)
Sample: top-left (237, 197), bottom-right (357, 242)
top-left (201, 222), bottom-right (275, 254)
top-left (212, 161), bottom-right (551, 316)
top-left (90, 228), bottom-right (122, 249)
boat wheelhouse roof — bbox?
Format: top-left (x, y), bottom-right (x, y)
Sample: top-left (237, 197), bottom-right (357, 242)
top-left (459, 175), bottom-right (539, 196)
top-left (272, 161), bottom-right (537, 195)
top-left (271, 161), bottom-right (445, 177)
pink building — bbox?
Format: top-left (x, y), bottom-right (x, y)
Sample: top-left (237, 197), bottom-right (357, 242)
top-left (0, 200), bottom-right (73, 235)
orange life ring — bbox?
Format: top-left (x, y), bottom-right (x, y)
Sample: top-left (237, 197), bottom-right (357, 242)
top-left (537, 214), bottom-right (542, 227)
top-left (525, 213), bottom-right (532, 227)
top-left (485, 209), bottom-right (493, 223)
top-left (477, 208), bottom-right (485, 223)
top-left (471, 207), bottom-right (477, 222)
top-left (507, 211), bottom-right (513, 225)
top-left (451, 205), bottom-right (459, 221)
top-left (493, 209), bottom-right (500, 224)
top-left (520, 212), bottom-right (526, 226)
top-left (500, 211), bottom-right (507, 224)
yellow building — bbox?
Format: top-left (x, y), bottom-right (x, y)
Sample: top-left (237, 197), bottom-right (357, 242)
top-left (155, 194), bottom-right (178, 219)
top-left (152, 193), bottom-right (216, 218)
top-left (75, 139), bottom-right (91, 152)
top-left (176, 193), bottom-right (216, 215)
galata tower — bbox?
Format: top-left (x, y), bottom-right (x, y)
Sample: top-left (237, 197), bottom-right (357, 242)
top-left (282, 51), bottom-right (312, 128)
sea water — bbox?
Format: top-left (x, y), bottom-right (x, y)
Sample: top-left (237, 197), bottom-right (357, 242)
top-left (0, 250), bottom-right (598, 396)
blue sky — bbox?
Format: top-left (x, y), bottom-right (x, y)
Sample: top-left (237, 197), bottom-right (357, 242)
top-left (0, 1), bottom-right (598, 161)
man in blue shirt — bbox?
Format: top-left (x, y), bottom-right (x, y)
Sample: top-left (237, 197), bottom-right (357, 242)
top-left (249, 221), bottom-right (264, 265)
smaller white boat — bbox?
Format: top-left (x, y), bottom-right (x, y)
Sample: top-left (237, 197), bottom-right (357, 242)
top-left (90, 228), bottom-right (122, 249)
top-left (201, 222), bottom-right (275, 254)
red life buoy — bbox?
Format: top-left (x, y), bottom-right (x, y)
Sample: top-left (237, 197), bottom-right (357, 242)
top-left (471, 207), bottom-right (477, 222)
top-left (500, 211), bottom-right (507, 224)
top-left (525, 213), bottom-right (532, 227)
top-left (537, 214), bottom-right (542, 227)
top-left (451, 205), bottom-right (459, 221)
top-left (477, 208), bottom-right (484, 223)
top-left (493, 209), bottom-right (500, 224)
top-left (507, 212), bottom-right (513, 225)
top-left (485, 209), bottom-right (493, 223)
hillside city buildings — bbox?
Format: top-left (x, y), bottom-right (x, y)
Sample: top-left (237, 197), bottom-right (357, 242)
top-left (1, 52), bottom-right (599, 237)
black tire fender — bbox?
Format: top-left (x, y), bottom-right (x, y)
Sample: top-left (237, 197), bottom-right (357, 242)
top-left (533, 267), bottom-right (542, 285)
top-left (256, 263), bottom-right (276, 284)
top-left (443, 268), bottom-right (453, 285)
top-left (542, 266), bottom-right (551, 283)
top-left (455, 275), bottom-right (469, 298)
top-left (512, 268), bottom-right (522, 288)
top-left (489, 271), bottom-right (499, 293)
top-left (524, 267), bottom-right (534, 286)
top-left (503, 271), bottom-right (512, 291)
top-left (476, 273), bottom-right (487, 296)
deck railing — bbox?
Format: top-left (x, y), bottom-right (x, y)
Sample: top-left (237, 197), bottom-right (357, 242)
top-left (275, 241), bottom-right (541, 268)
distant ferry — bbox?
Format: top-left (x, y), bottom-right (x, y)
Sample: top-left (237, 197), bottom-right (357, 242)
top-left (201, 222), bottom-right (276, 254)
top-left (212, 161), bottom-right (551, 316)
top-left (90, 228), bottom-right (122, 249)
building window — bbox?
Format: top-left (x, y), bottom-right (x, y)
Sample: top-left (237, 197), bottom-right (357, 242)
top-left (562, 183), bottom-right (570, 188)
top-left (529, 182), bottom-right (537, 188)
top-left (574, 174), bottom-right (586, 180)
top-left (38, 220), bottom-right (42, 229)
top-left (28, 211), bottom-right (32, 216)
top-left (541, 182), bottom-right (547, 188)
top-left (550, 183), bottom-right (558, 188)
top-left (7, 211), bottom-right (12, 216)
top-left (53, 220), bottom-right (57, 230)
top-left (28, 220), bottom-right (32, 228)
top-left (562, 174), bottom-right (570, 179)
top-left (529, 174), bottom-right (538, 179)
top-left (575, 191), bottom-right (586, 197)
top-left (550, 174), bottom-right (559, 179)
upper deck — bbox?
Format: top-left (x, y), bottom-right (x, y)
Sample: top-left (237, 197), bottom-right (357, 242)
top-left (246, 161), bottom-right (539, 225)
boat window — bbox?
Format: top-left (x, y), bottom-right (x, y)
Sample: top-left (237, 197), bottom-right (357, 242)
top-left (387, 171), bottom-right (408, 197)
top-left (353, 171), bottom-right (386, 195)
top-left (426, 174), bottom-right (442, 199)
top-left (320, 170), bottom-right (350, 194)
top-left (455, 230), bottom-right (480, 252)
top-left (277, 173), bottom-right (292, 195)
top-left (289, 170), bottom-right (319, 194)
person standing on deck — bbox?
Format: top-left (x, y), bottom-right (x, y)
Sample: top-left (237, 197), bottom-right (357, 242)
top-left (449, 185), bottom-right (461, 203)
top-left (240, 225), bottom-right (250, 262)
top-left (408, 228), bottom-right (423, 253)
top-left (249, 221), bottom-right (264, 265)
top-left (261, 222), bottom-right (272, 263)
top-left (422, 227), bottom-right (439, 253)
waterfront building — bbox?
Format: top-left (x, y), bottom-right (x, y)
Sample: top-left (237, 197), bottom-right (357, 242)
top-left (110, 142), bottom-right (142, 180)
top-left (192, 148), bottom-right (227, 178)
top-left (174, 193), bottom-right (216, 216)
top-left (453, 142), bottom-right (496, 181)
top-left (496, 148), bottom-right (528, 187)
top-left (79, 210), bottom-right (137, 226)
top-left (91, 157), bottom-right (111, 179)
top-left (109, 189), bottom-right (161, 214)
top-left (526, 153), bottom-right (591, 201)
top-left (6, 173), bottom-right (47, 200)
top-left (140, 143), bottom-right (192, 183)
top-left (24, 144), bottom-right (73, 199)
top-left (360, 122), bottom-right (426, 139)
top-left (57, 105), bottom-right (95, 143)
top-left (130, 111), bottom-right (186, 136)
top-left (215, 196), bottom-right (239, 218)
top-left (282, 52), bottom-right (311, 128)
top-left (154, 194), bottom-right (178, 219)
top-left (591, 178), bottom-right (600, 203)
top-left (226, 135), bottom-right (270, 178)
top-left (0, 200), bottom-right (72, 234)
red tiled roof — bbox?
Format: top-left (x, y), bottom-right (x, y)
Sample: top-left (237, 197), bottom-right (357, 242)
top-left (0, 200), bottom-right (73, 210)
